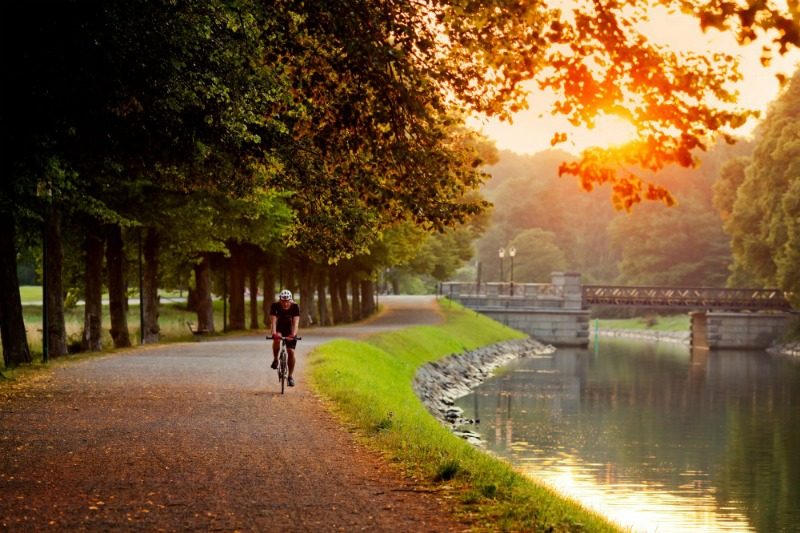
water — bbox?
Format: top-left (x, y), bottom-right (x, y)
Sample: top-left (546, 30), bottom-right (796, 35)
top-left (454, 338), bottom-right (800, 532)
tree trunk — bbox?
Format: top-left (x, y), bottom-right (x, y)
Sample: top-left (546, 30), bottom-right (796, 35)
top-left (261, 264), bottom-right (275, 328)
top-left (186, 287), bottom-right (199, 312)
top-left (360, 278), bottom-right (375, 317)
top-left (298, 263), bottom-right (315, 328)
top-left (195, 253), bottom-right (214, 333)
top-left (45, 206), bottom-right (67, 357)
top-left (105, 224), bottom-right (130, 348)
top-left (336, 268), bottom-right (350, 323)
top-left (248, 253), bottom-right (259, 330)
top-left (350, 272), bottom-right (361, 322)
top-left (142, 227), bottom-right (160, 343)
top-left (0, 214), bottom-right (32, 366)
top-left (316, 272), bottom-right (328, 326)
top-left (81, 224), bottom-right (104, 352)
top-left (328, 267), bottom-right (341, 326)
top-left (227, 242), bottom-right (246, 330)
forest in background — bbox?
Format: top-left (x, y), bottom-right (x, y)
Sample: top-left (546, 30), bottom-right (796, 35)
top-left (467, 138), bottom-right (751, 287)
top-left (463, 69), bottom-right (798, 300)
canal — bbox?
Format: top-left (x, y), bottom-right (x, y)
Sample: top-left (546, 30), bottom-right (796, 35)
top-left (454, 338), bottom-right (800, 532)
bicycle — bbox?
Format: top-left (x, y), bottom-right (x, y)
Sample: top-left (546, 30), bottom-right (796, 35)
top-left (269, 335), bottom-right (301, 394)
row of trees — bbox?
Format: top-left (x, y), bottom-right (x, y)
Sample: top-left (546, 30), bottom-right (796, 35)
top-left (1, 1), bottom-right (499, 367)
top-left (3, 1), bottom-right (797, 366)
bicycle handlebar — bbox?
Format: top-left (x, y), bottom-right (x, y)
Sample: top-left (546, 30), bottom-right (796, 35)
top-left (266, 334), bottom-right (302, 341)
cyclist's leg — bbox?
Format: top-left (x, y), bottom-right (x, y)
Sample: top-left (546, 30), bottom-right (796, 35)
top-left (287, 347), bottom-right (295, 377)
top-left (271, 337), bottom-right (280, 367)
top-left (272, 337), bottom-right (281, 357)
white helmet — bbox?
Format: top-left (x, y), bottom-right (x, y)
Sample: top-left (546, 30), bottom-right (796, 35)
top-left (279, 289), bottom-right (293, 301)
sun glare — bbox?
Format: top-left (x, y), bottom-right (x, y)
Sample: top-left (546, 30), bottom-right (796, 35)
top-left (525, 458), bottom-right (754, 533)
top-left (467, 86), bottom-right (641, 155)
top-left (567, 114), bottom-right (638, 151)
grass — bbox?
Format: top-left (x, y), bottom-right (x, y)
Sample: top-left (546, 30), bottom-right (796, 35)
top-left (308, 300), bottom-right (622, 532)
top-left (1, 299), bottom-right (260, 376)
top-left (19, 285), bottom-right (43, 303)
top-left (595, 314), bottom-right (690, 332)
top-left (18, 285), bottom-right (186, 305)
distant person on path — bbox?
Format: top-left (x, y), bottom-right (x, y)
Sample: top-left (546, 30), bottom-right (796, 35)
top-left (270, 289), bottom-right (300, 386)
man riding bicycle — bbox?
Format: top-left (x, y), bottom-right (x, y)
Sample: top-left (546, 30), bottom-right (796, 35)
top-left (270, 289), bottom-right (300, 387)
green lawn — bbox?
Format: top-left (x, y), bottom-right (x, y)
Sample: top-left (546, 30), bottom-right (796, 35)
top-left (595, 314), bottom-right (690, 332)
top-left (19, 286), bottom-right (186, 305)
top-left (309, 300), bottom-right (622, 532)
top-left (19, 285), bottom-right (43, 303)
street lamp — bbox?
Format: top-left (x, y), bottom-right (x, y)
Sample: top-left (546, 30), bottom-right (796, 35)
top-left (498, 247), bottom-right (505, 284)
top-left (508, 246), bottom-right (516, 296)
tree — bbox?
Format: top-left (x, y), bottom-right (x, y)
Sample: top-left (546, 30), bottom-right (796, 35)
top-left (540, 0), bottom-right (795, 209)
top-left (724, 70), bottom-right (800, 304)
top-left (713, 157), bottom-right (751, 222)
top-left (609, 195), bottom-right (732, 286)
top-left (0, 214), bottom-right (32, 367)
top-left (508, 229), bottom-right (568, 283)
top-left (478, 150), bottom-right (619, 283)
top-left (408, 226), bottom-right (479, 283)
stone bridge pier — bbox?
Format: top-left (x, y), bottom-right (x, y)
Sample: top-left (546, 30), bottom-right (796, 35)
top-left (690, 311), bottom-right (791, 350)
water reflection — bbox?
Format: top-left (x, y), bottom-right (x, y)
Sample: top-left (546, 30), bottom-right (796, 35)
top-left (454, 339), bottom-right (800, 532)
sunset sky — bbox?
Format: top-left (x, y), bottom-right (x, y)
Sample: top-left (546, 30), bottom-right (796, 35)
top-left (469, 6), bottom-right (800, 155)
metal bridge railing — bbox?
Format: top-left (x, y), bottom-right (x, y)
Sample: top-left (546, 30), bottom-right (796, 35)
top-left (582, 285), bottom-right (792, 311)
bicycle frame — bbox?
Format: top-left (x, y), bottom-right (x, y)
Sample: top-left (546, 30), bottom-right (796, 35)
top-left (270, 335), bottom-right (300, 394)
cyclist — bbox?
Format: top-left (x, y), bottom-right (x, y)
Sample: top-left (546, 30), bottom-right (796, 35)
top-left (269, 289), bottom-right (300, 387)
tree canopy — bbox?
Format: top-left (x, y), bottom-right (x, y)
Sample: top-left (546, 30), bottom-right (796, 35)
top-left (7, 0), bottom-right (797, 245)
top-left (721, 69), bottom-right (800, 304)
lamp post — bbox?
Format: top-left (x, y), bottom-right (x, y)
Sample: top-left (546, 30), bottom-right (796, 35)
top-left (498, 247), bottom-right (505, 289)
top-left (508, 246), bottom-right (516, 296)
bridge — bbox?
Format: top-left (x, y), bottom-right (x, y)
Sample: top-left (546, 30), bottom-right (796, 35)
top-left (582, 285), bottom-right (791, 311)
top-left (440, 272), bottom-right (793, 349)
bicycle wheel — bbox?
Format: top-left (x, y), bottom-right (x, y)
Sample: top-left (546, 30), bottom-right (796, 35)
top-left (278, 348), bottom-right (287, 394)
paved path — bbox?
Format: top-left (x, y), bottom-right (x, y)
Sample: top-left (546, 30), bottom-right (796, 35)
top-left (1, 296), bottom-right (464, 531)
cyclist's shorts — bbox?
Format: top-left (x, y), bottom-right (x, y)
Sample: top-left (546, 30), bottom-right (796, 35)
top-left (285, 338), bottom-right (298, 350)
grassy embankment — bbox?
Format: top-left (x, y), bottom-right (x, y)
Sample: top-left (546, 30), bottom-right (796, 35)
top-left (309, 300), bottom-right (622, 532)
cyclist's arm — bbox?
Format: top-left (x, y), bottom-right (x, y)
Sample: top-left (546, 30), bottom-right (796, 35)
top-left (290, 315), bottom-right (299, 337)
top-left (269, 314), bottom-right (278, 337)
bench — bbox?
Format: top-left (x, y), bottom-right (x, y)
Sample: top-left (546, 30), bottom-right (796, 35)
top-left (185, 321), bottom-right (210, 336)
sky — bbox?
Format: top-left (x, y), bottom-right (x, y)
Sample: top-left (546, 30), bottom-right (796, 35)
top-left (468, 6), bottom-right (800, 156)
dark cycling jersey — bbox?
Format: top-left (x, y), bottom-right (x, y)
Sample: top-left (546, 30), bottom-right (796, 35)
top-left (270, 301), bottom-right (300, 336)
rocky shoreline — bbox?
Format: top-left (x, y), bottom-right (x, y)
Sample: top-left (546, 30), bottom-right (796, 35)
top-left (596, 328), bottom-right (800, 357)
top-left (595, 328), bottom-right (690, 345)
top-left (768, 341), bottom-right (800, 357)
top-left (413, 337), bottom-right (555, 444)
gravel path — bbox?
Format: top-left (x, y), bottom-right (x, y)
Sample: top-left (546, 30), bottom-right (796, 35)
top-left (1, 296), bottom-right (465, 532)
